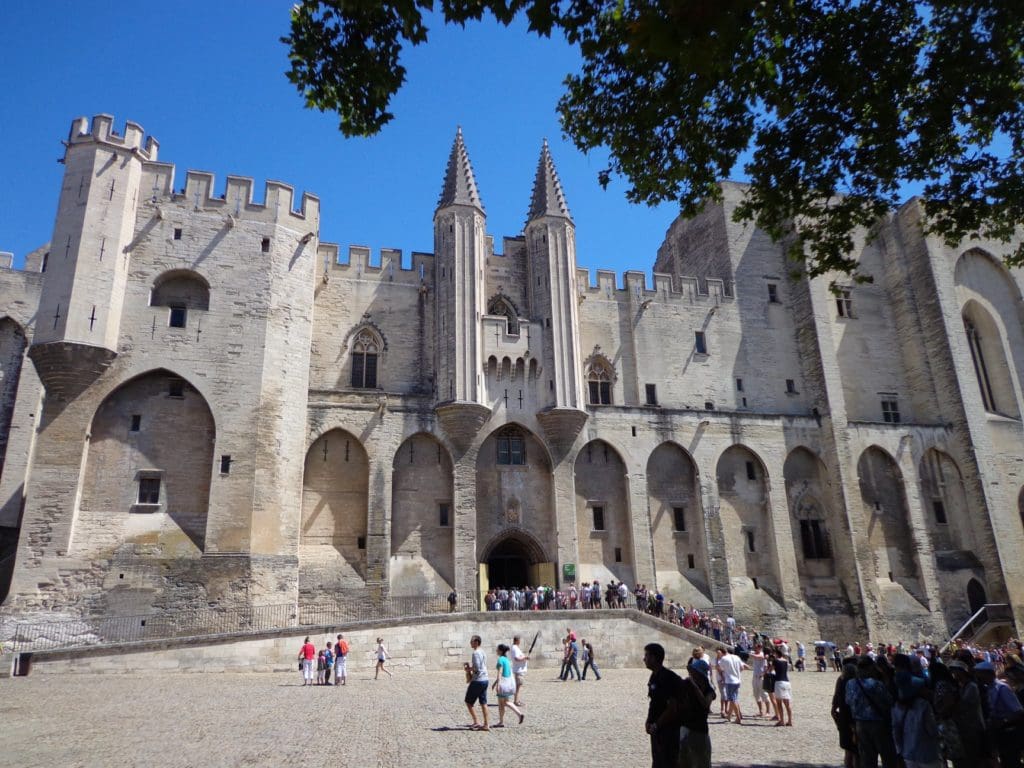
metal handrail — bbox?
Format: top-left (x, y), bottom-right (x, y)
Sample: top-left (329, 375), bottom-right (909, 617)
top-left (941, 603), bottom-right (1013, 653)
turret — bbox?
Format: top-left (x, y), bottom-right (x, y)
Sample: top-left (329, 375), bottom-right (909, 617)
top-left (525, 141), bottom-right (585, 411)
top-left (433, 128), bottom-right (487, 406)
top-left (29, 115), bottom-right (156, 399)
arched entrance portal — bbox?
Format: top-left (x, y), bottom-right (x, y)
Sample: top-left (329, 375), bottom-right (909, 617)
top-left (487, 538), bottom-right (532, 589)
top-left (480, 531), bottom-right (552, 602)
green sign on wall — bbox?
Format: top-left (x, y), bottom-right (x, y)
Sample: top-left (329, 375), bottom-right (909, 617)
top-left (562, 563), bottom-right (576, 581)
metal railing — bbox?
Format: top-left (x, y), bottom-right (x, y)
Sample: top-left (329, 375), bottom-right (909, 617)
top-left (300, 592), bottom-right (473, 626)
top-left (942, 603), bottom-right (1014, 652)
top-left (3, 592), bottom-right (478, 654)
top-left (5, 602), bottom-right (298, 653)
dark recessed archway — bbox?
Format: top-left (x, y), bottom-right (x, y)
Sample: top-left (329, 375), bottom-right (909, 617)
top-left (482, 531), bottom-right (547, 590)
top-left (487, 538), bottom-right (531, 589)
top-left (967, 578), bottom-right (987, 615)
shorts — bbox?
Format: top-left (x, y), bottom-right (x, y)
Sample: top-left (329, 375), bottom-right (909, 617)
top-left (724, 683), bottom-right (740, 702)
top-left (774, 681), bottom-right (792, 700)
top-left (465, 680), bottom-right (488, 706)
top-left (514, 672), bottom-right (526, 687)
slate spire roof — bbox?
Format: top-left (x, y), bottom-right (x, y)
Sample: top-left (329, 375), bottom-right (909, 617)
top-left (527, 139), bottom-right (573, 224)
top-left (436, 127), bottom-right (484, 213)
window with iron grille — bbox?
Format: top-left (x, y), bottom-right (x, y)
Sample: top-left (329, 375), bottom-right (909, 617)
top-left (496, 428), bottom-right (526, 465)
top-left (137, 478), bottom-right (161, 505)
top-left (882, 399), bottom-right (900, 423)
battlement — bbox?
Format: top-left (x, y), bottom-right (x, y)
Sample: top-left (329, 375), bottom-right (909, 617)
top-left (139, 164), bottom-right (320, 227)
top-left (323, 244), bottom-right (435, 285)
top-left (575, 267), bottom-right (735, 304)
top-left (68, 114), bottom-right (159, 161)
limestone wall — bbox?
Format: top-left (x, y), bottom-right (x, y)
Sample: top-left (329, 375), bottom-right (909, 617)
top-left (18, 610), bottom-right (722, 676)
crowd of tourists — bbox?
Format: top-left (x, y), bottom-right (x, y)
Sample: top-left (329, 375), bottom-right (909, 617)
top-left (829, 637), bottom-right (1024, 768)
top-left (481, 581), bottom-right (763, 646)
top-left (297, 590), bottom-right (1024, 768)
top-left (481, 581), bottom-right (635, 611)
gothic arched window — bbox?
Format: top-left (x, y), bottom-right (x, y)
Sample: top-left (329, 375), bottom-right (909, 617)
top-left (587, 360), bottom-right (613, 405)
top-left (795, 499), bottom-right (832, 560)
top-left (964, 318), bottom-right (997, 412)
top-left (351, 329), bottom-right (381, 389)
top-left (488, 295), bottom-right (519, 336)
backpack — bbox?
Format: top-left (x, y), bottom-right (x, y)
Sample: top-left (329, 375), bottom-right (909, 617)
top-left (338, 639), bottom-right (349, 656)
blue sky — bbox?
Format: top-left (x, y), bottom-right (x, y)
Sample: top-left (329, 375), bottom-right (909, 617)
top-left (0, 3), bottom-right (678, 279)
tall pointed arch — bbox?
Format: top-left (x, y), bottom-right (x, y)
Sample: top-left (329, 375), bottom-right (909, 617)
top-left (647, 442), bottom-right (710, 604)
top-left (716, 444), bottom-right (778, 594)
top-left (857, 446), bottom-right (923, 593)
top-left (77, 369), bottom-right (215, 555)
top-left (301, 429), bottom-right (369, 584)
top-left (390, 433), bottom-right (454, 594)
top-left (575, 438), bottom-right (633, 585)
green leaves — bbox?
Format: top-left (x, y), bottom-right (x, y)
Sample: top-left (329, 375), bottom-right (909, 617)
top-left (283, 0), bottom-right (1024, 277)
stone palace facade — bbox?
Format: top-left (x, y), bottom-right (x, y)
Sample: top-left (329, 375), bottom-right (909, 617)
top-left (1, 114), bottom-right (1022, 641)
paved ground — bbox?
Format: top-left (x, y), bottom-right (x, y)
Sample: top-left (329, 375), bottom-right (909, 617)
top-left (1, 664), bottom-right (845, 767)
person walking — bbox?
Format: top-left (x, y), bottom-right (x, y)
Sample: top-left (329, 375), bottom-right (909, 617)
top-left (298, 636), bottom-right (316, 686)
top-left (334, 633), bottom-right (349, 685)
top-left (718, 647), bottom-right (749, 724)
top-left (374, 637), bottom-right (393, 679)
top-left (559, 634), bottom-right (581, 681)
top-left (463, 635), bottom-right (490, 731)
top-left (511, 635), bottom-right (529, 707)
top-left (644, 642), bottom-right (685, 768)
top-left (448, 589), bottom-right (458, 613)
top-left (491, 644), bottom-right (525, 727)
top-left (581, 640), bottom-right (602, 680)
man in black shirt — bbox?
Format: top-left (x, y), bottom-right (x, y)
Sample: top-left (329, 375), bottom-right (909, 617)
top-left (644, 642), bottom-right (685, 768)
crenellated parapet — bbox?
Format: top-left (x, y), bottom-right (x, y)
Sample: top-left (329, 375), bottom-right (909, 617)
top-left (575, 267), bottom-right (735, 306)
top-left (320, 244), bottom-right (435, 286)
top-left (66, 114), bottom-right (160, 161)
top-left (140, 165), bottom-right (319, 229)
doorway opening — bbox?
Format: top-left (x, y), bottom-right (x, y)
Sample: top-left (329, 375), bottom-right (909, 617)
top-left (487, 538), bottom-right (531, 589)
top-left (967, 578), bottom-right (987, 615)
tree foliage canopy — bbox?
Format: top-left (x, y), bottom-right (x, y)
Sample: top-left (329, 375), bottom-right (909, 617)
top-left (284, 1), bottom-right (1024, 279)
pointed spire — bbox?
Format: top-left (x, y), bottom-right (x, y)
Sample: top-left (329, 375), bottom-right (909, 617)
top-left (436, 127), bottom-right (484, 213)
top-left (527, 139), bottom-right (573, 224)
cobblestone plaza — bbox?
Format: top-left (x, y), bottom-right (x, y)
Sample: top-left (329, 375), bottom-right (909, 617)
top-left (2, 661), bottom-right (843, 767)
